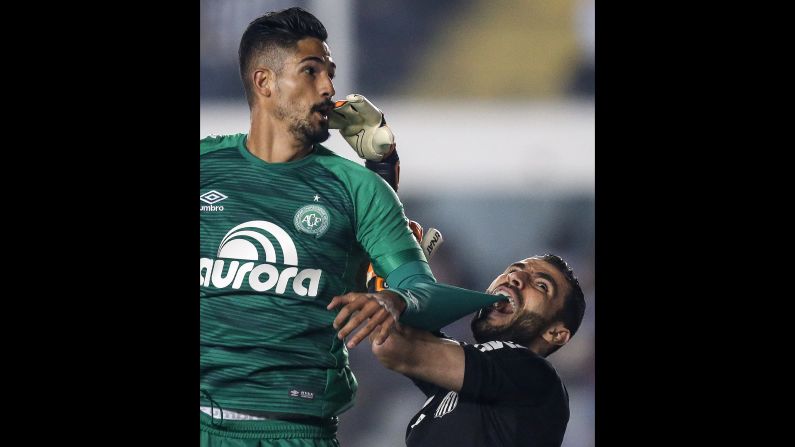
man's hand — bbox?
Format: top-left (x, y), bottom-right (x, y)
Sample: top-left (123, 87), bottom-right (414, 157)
top-left (327, 290), bottom-right (407, 348)
top-left (369, 324), bottom-right (415, 372)
top-left (328, 93), bottom-right (396, 161)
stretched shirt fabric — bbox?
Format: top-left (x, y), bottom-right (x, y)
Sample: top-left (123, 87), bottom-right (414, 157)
top-left (406, 340), bottom-right (570, 447)
top-left (200, 134), bottom-right (501, 418)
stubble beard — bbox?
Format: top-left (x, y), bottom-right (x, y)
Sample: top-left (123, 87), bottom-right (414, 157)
top-left (274, 98), bottom-right (330, 146)
top-left (471, 308), bottom-right (550, 347)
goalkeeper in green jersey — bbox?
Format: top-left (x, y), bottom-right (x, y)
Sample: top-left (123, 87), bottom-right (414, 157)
top-left (200, 7), bottom-right (503, 447)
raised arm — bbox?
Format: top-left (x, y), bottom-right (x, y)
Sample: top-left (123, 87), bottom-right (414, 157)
top-left (370, 326), bottom-right (466, 392)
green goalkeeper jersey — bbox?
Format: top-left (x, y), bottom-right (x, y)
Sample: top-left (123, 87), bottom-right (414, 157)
top-left (200, 134), bottom-right (427, 418)
top-left (201, 133), bottom-right (505, 419)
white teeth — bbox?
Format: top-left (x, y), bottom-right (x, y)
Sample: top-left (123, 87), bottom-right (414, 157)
top-left (493, 291), bottom-right (509, 308)
top-left (492, 290), bottom-right (517, 313)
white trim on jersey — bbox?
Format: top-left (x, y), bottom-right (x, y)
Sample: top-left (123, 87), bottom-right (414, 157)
top-left (200, 406), bottom-right (269, 421)
top-left (434, 391), bottom-right (459, 418)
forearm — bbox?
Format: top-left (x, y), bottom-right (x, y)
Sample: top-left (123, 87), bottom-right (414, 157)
top-left (379, 335), bottom-right (465, 392)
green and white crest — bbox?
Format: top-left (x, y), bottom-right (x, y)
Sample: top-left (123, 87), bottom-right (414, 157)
top-left (294, 204), bottom-right (330, 238)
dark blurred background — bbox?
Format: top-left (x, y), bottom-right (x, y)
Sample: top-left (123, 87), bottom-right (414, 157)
top-left (201, 1), bottom-right (594, 445)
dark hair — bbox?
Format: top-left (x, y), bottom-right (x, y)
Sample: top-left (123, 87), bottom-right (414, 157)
top-left (538, 254), bottom-right (586, 354)
top-left (238, 7), bottom-right (328, 105)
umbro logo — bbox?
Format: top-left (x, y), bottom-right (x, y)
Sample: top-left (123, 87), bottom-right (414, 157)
top-left (200, 190), bottom-right (228, 204)
top-left (200, 190), bottom-right (227, 212)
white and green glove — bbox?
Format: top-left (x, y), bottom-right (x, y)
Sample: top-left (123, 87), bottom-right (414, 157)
top-left (329, 94), bottom-right (396, 162)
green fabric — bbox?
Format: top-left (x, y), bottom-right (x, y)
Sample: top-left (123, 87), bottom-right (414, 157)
top-left (200, 134), bottom-right (425, 417)
top-left (376, 248), bottom-right (431, 278)
top-left (200, 411), bottom-right (339, 447)
top-left (387, 266), bottom-right (504, 331)
top-left (311, 145), bottom-right (426, 278)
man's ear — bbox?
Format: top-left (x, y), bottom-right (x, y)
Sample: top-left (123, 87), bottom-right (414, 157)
top-left (542, 322), bottom-right (571, 347)
top-left (252, 68), bottom-right (275, 98)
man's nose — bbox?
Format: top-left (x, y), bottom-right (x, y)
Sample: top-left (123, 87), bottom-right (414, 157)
top-left (320, 75), bottom-right (335, 98)
top-left (507, 272), bottom-right (525, 289)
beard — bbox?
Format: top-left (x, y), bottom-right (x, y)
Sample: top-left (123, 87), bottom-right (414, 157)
top-left (274, 94), bottom-right (331, 146)
top-left (471, 307), bottom-right (550, 347)
top-left (286, 114), bottom-right (330, 145)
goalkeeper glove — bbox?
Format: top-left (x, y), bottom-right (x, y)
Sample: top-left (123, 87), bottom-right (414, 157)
top-left (329, 93), bottom-right (396, 162)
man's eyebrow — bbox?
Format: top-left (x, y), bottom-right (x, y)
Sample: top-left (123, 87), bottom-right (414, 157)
top-left (535, 271), bottom-right (558, 289)
top-left (507, 262), bottom-right (558, 293)
top-left (299, 56), bottom-right (336, 69)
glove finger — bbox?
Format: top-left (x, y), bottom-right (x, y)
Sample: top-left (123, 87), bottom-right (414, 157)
top-left (328, 101), bottom-right (349, 129)
top-left (329, 104), bottom-right (365, 129)
top-left (347, 95), bottom-right (384, 123)
top-left (327, 112), bottom-right (346, 129)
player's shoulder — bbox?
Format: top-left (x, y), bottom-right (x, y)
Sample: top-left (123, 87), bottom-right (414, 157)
top-left (200, 133), bottom-right (245, 156)
top-left (312, 144), bottom-right (368, 171)
top-left (471, 341), bottom-right (555, 369)
top-left (312, 144), bottom-right (387, 184)
top-left (469, 340), bottom-right (529, 353)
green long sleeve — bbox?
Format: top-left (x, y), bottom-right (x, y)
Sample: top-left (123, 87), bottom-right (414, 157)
top-left (385, 261), bottom-right (503, 331)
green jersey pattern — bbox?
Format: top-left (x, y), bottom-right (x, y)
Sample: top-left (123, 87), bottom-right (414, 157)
top-left (200, 134), bottom-right (426, 418)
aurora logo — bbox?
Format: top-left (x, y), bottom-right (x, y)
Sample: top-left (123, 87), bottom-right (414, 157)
top-left (200, 221), bottom-right (322, 296)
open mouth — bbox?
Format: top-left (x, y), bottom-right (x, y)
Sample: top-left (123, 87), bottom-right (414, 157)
top-left (314, 103), bottom-right (334, 121)
top-left (314, 110), bottom-right (329, 121)
top-left (490, 288), bottom-right (519, 315)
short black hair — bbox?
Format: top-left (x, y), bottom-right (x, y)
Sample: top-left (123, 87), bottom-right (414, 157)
top-left (238, 7), bottom-right (328, 105)
top-left (538, 254), bottom-right (586, 353)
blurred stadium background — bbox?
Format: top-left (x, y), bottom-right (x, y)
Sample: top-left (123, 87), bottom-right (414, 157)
top-left (201, 1), bottom-right (594, 446)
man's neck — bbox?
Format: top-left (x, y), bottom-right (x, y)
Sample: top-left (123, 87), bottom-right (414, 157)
top-left (247, 113), bottom-right (313, 163)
